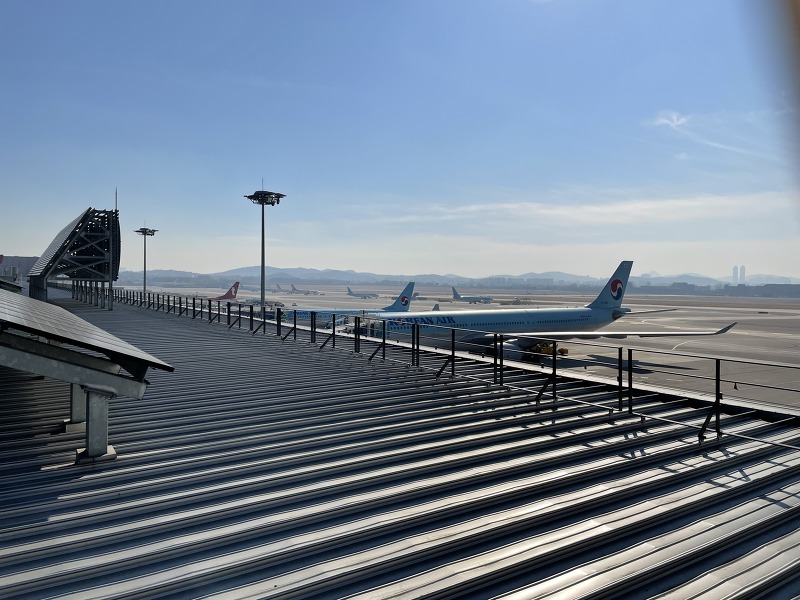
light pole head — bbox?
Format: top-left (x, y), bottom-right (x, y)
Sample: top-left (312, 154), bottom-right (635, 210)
top-left (245, 190), bottom-right (285, 206)
top-left (134, 227), bottom-right (158, 236)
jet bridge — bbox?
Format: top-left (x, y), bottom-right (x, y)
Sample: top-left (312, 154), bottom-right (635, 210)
top-left (0, 289), bottom-right (173, 463)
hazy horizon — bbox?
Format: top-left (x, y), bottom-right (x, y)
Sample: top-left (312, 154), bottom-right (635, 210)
top-left (112, 262), bottom-right (796, 285)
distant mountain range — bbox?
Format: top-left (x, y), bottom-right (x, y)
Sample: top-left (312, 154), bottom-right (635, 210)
top-left (115, 265), bottom-right (800, 288)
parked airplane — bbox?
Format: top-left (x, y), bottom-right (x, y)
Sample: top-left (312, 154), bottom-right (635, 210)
top-left (452, 287), bottom-right (493, 304)
top-left (205, 282), bottom-right (240, 301)
top-left (377, 261), bottom-right (735, 357)
top-left (286, 282), bottom-right (414, 322)
top-left (347, 287), bottom-right (379, 299)
top-left (290, 284), bottom-right (322, 295)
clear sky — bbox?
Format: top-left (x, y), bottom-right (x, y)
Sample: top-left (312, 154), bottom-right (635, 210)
top-left (2, 0), bottom-right (799, 279)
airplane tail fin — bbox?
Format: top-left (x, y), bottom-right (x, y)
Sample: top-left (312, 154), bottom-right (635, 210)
top-left (276, 284), bottom-right (283, 291)
top-left (452, 287), bottom-right (462, 300)
top-left (381, 282), bottom-right (414, 311)
top-left (291, 284), bottom-right (298, 292)
top-left (225, 282), bottom-right (240, 300)
top-left (432, 303), bottom-right (440, 311)
top-left (347, 287), bottom-right (353, 295)
top-left (210, 282), bottom-right (240, 301)
top-left (587, 261), bottom-right (633, 310)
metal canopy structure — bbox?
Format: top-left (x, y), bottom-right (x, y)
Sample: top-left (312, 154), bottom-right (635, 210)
top-left (28, 207), bottom-right (120, 304)
top-left (0, 289), bottom-right (173, 462)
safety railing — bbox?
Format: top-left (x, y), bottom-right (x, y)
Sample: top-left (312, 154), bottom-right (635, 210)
top-left (83, 287), bottom-right (800, 448)
top-left (355, 315), bottom-right (800, 448)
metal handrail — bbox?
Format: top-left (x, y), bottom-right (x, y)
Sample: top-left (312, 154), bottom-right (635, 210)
top-left (100, 288), bottom-right (800, 441)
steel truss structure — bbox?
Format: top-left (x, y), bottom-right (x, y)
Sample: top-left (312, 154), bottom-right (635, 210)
top-left (28, 207), bottom-right (120, 306)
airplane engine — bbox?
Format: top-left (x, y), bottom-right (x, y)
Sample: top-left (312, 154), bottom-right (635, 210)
top-left (501, 342), bottom-right (526, 361)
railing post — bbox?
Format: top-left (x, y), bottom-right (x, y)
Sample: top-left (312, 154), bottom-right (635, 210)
top-left (333, 313), bottom-right (338, 349)
top-left (552, 342), bottom-right (558, 402)
top-left (715, 358), bottom-right (722, 437)
top-left (493, 334), bottom-right (498, 384)
top-left (276, 308), bottom-right (282, 336)
top-left (451, 328), bottom-right (456, 377)
top-left (699, 358), bottom-right (724, 444)
top-left (627, 348), bottom-right (634, 414)
top-left (413, 324), bottom-right (419, 366)
top-left (499, 334), bottom-right (504, 386)
top-left (226, 302), bottom-right (231, 327)
top-left (618, 347), bottom-right (623, 411)
top-left (311, 312), bottom-right (317, 344)
top-left (354, 316), bottom-right (361, 353)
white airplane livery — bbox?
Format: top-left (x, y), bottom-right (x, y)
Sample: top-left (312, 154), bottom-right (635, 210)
top-left (378, 261), bottom-right (735, 355)
top-left (347, 287), bottom-right (378, 299)
top-left (452, 287), bottom-right (493, 304)
top-left (290, 284), bottom-right (323, 295)
top-left (287, 282), bottom-right (414, 322)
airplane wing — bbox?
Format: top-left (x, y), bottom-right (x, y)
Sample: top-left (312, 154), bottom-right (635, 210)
top-left (622, 308), bottom-right (678, 315)
top-left (502, 322), bottom-right (737, 343)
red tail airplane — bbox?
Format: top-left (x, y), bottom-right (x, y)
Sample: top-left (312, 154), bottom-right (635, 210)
top-left (206, 282), bottom-right (240, 301)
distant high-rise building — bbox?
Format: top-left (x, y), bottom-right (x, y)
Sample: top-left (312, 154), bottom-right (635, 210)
top-left (739, 265), bottom-right (746, 283)
top-left (732, 265), bottom-right (739, 284)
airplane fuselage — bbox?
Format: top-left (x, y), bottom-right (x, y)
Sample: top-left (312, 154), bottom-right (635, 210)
top-left (287, 307), bottom-right (372, 320)
top-left (379, 306), bottom-right (615, 340)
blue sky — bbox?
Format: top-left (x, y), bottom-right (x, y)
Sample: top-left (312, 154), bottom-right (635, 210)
top-left (2, 0), bottom-right (799, 279)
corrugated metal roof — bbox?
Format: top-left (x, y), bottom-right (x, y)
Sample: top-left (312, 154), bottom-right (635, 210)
top-left (1, 297), bottom-right (800, 598)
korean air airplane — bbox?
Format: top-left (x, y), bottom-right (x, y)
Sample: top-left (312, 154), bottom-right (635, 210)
top-left (287, 282), bottom-right (414, 322)
top-left (378, 261), bottom-right (735, 355)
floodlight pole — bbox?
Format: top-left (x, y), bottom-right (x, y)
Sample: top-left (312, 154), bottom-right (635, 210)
top-left (134, 227), bottom-right (157, 297)
top-left (245, 189), bottom-right (286, 318)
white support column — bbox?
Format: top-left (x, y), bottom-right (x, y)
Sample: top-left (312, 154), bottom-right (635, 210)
top-left (75, 387), bottom-right (117, 463)
top-left (62, 383), bottom-right (86, 432)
